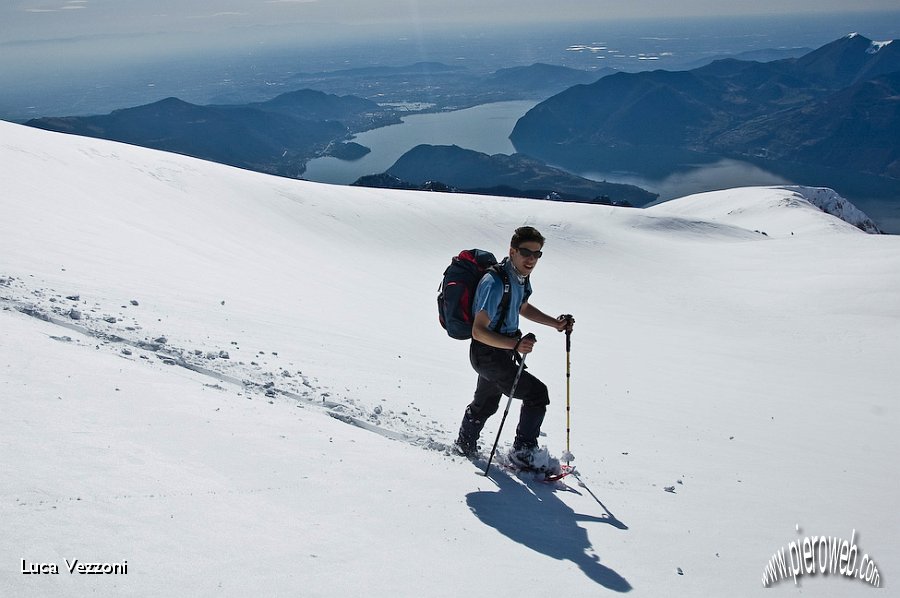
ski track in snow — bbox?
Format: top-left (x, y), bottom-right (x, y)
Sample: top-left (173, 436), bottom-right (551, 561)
top-left (0, 273), bottom-right (610, 496)
top-left (0, 274), bottom-right (604, 494)
top-left (0, 274), bottom-right (454, 456)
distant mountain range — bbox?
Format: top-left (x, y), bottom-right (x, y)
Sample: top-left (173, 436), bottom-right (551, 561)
top-left (353, 144), bottom-right (656, 206)
top-left (712, 70), bottom-right (900, 178)
top-left (211, 62), bottom-right (608, 110)
top-left (511, 34), bottom-right (900, 179)
top-left (26, 91), bottom-right (395, 178)
top-left (479, 63), bottom-right (610, 96)
top-left (24, 41), bottom-right (900, 214)
top-left (676, 47), bottom-right (814, 71)
top-left (24, 63), bottom-right (606, 180)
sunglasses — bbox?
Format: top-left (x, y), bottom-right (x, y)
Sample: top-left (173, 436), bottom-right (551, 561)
top-left (516, 246), bottom-right (543, 259)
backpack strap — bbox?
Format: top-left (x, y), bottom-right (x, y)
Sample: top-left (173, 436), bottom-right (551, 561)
top-left (489, 259), bottom-right (522, 335)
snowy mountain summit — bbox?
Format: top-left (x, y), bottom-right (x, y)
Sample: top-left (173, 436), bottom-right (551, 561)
top-left (2, 121), bottom-right (898, 597)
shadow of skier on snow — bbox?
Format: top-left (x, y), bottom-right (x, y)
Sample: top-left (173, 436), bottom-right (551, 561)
top-left (466, 468), bottom-right (632, 592)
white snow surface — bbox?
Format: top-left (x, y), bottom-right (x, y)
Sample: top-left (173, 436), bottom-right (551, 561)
top-left (2, 121), bottom-right (899, 596)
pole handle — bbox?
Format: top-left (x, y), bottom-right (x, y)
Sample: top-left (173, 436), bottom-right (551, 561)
top-left (562, 314), bottom-right (573, 351)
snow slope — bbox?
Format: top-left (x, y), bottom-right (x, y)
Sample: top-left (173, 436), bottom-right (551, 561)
top-left (647, 185), bottom-right (883, 235)
top-left (2, 121), bottom-right (898, 596)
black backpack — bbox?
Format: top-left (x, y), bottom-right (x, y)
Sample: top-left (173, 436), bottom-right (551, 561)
top-left (437, 249), bottom-right (514, 340)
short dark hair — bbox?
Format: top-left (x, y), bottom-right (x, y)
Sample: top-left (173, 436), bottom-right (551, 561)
top-left (511, 226), bottom-right (545, 248)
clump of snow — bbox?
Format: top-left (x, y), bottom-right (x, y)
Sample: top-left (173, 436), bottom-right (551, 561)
top-left (495, 445), bottom-right (561, 475)
top-left (524, 445), bottom-right (561, 474)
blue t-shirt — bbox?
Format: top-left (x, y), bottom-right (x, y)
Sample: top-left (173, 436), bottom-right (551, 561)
top-left (471, 260), bottom-right (532, 335)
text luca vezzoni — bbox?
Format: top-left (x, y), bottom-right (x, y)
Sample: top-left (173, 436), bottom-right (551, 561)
top-left (22, 558), bottom-right (128, 575)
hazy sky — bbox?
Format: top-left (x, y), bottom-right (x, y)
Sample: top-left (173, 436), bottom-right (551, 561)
top-left (3, 0), bottom-right (900, 106)
top-left (4, 0), bottom-right (900, 45)
top-left (3, 1), bottom-right (899, 119)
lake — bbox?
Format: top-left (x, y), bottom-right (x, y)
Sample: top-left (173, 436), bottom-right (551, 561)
top-left (302, 100), bottom-right (539, 185)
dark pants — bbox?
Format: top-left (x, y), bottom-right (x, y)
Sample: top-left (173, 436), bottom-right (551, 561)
top-left (459, 339), bottom-right (550, 449)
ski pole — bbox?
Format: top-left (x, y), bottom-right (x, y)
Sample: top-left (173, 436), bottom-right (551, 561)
top-left (483, 333), bottom-right (536, 476)
top-left (564, 315), bottom-right (573, 465)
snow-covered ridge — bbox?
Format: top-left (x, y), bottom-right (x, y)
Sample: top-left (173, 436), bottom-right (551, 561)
top-left (782, 185), bottom-right (882, 233)
top-left (645, 185), bottom-right (880, 237)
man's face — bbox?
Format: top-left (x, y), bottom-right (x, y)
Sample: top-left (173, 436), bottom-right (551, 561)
top-left (509, 241), bottom-right (543, 276)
